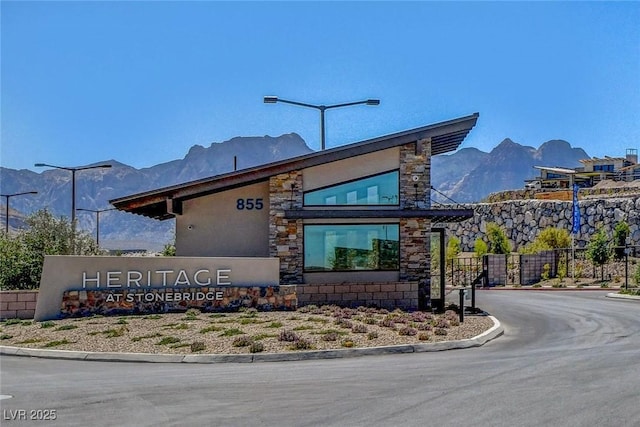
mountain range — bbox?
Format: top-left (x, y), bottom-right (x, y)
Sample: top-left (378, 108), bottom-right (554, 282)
top-left (1, 135), bottom-right (589, 250)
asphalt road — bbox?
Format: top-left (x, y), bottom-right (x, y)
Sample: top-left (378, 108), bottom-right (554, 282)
top-left (1, 291), bottom-right (639, 427)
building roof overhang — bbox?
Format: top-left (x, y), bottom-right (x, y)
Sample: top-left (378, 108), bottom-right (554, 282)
top-left (110, 113), bottom-right (479, 220)
top-left (534, 166), bottom-right (577, 175)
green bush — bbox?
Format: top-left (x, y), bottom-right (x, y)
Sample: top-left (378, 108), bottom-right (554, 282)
top-left (0, 209), bottom-right (98, 290)
top-left (634, 264), bottom-right (640, 286)
top-left (486, 222), bottom-right (511, 254)
top-left (521, 227), bottom-right (571, 254)
top-left (446, 236), bottom-right (461, 262)
top-left (474, 238), bottom-right (488, 258)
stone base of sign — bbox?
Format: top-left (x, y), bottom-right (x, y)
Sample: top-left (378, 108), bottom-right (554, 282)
top-left (60, 285), bottom-right (298, 318)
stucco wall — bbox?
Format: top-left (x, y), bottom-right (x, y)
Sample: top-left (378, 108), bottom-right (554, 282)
top-left (177, 181), bottom-right (270, 257)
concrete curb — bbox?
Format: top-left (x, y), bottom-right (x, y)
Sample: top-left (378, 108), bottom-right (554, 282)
top-left (0, 316), bottom-right (503, 364)
top-left (605, 292), bottom-right (640, 301)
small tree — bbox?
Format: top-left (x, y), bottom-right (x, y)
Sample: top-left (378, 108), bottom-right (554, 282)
top-left (486, 222), bottom-right (511, 254)
top-left (446, 236), bottom-right (461, 262)
top-left (0, 209), bottom-right (98, 290)
top-left (586, 228), bottom-right (612, 281)
top-left (613, 221), bottom-right (630, 261)
top-left (474, 238), bottom-right (488, 258)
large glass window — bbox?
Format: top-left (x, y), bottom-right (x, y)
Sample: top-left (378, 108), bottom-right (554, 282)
top-left (304, 224), bottom-right (399, 272)
top-left (304, 171), bottom-right (399, 206)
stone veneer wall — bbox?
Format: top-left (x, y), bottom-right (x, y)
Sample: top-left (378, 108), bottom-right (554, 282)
top-left (296, 282), bottom-right (419, 310)
top-left (267, 140), bottom-right (437, 310)
top-left (399, 141), bottom-right (432, 307)
top-left (1, 290), bottom-right (38, 320)
top-left (450, 197), bottom-right (640, 251)
top-left (269, 171), bottom-right (304, 284)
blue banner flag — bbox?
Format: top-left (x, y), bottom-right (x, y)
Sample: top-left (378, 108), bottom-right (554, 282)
top-left (571, 184), bottom-right (580, 234)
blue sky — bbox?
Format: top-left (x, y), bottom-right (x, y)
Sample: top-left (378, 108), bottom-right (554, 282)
top-left (1, 1), bottom-right (639, 172)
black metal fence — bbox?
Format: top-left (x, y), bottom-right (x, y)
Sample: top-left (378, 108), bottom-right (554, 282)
top-left (443, 246), bottom-right (640, 287)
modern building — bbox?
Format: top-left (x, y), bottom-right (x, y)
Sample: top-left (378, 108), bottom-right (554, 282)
top-left (111, 113), bottom-right (479, 311)
top-left (527, 148), bottom-right (639, 189)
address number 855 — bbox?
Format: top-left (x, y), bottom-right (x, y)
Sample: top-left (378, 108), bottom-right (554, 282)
top-left (236, 198), bottom-right (264, 210)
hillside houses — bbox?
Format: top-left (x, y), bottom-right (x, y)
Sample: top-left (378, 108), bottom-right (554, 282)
top-left (526, 148), bottom-right (639, 189)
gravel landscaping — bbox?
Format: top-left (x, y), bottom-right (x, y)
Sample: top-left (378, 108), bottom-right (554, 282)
top-left (0, 305), bottom-right (494, 355)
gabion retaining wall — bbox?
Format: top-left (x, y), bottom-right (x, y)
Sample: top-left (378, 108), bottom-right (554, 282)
top-left (449, 196), bottom-right (640, 252)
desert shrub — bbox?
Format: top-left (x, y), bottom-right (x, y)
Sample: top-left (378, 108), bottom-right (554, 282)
top-left (322, 331), bottom-right (340, 342)
top-left (266, 321), bottom-right (283, 328)
top-left (398, 326), bottom-right (417, 336)
top-left (232, 336), bottom-right (254, 347)
top-left (278, 329), bottom-right (299, 342)
top-left (418, 333), bottom-right (430, 341)
top-left (417, 323), bottom-right (432, 331)
top-left (190, 341), bottom-right (206, 352)
top-left (341, 339), bottom-right (355, 348)
top-left (249, 341), bottom-right (265, 353)
top-left (434, 328), bottom-right (448, 336)
top-left (432, 318), bottom-right (449, 329)
top-left (367, 331), bottom-right (379, 340)
top-left (291, 338), bottom-right (313, 350)
top-left (199, 325), bottom-right (223, 334)
top-left (334, 319), bottom-right (353, 329)
top-left (410, 311), bottom-right (432, 323)
top-left (156, 336), bottom-right (180, 345)
top-left (220, 328), bottom-right (244, 337)
top-left (363, 316), bottom-right (377, 325)
top-left (352, 324), bottom-right (368, 334)
top-left (184, 308), bottom-right (201, 319)
top-left (40, 321), bottom-right (55, 329)
top-left (44, 339), bottom-right (72, 348)
top-left (380, 318), bottom-right (396, 329)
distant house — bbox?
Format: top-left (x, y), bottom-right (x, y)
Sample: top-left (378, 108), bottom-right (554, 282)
top-left (527, 148), bottom-right (638, 189)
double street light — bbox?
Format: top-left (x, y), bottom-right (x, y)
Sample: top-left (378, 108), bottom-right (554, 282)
top-left (1, 191), bottom-right (38, 233)
top-left (76, 207), bottom-right (115, 248)
top-left (34, 163), bottom-right (112, 236)
top-left (264, 96), bottom-right (380, 151)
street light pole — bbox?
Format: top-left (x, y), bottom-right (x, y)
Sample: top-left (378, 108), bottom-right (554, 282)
top-left (264, 96), bottom-right (380, 151)
top-left (34, 163), bottom-right (112, 228)
top-left (1, 191), bottom-right (38, 233)
top-left (76, 208), bottom-right (115, 248)
top-left (34, 163), bottom-right (112, 252)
